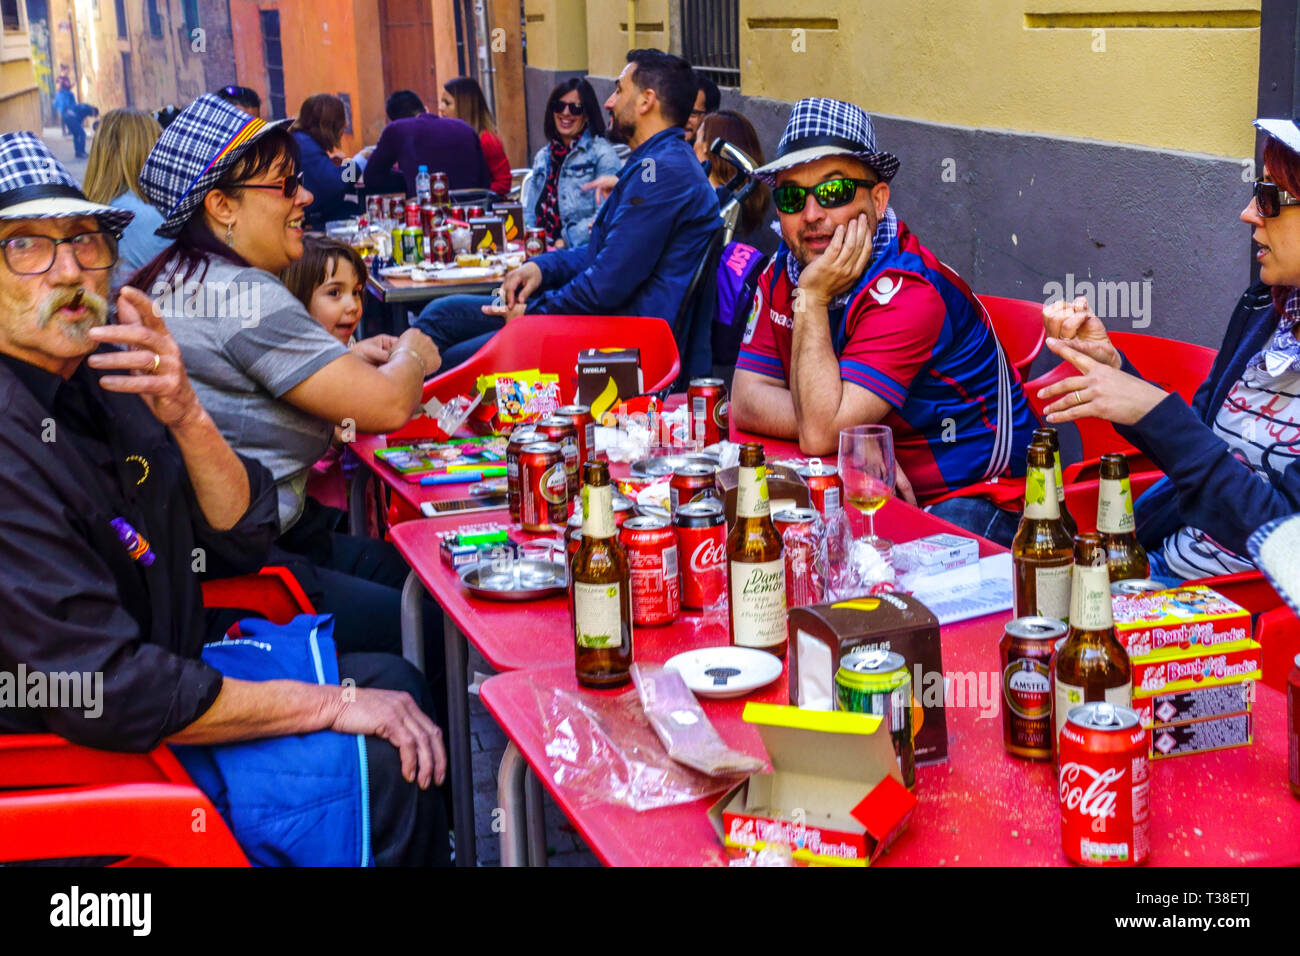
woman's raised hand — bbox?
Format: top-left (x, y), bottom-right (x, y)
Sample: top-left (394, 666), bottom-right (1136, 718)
top-left (1042, 296), bottom-right (1122, 370)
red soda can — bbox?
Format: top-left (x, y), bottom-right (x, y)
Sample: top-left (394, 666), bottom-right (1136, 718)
top-left (430, 226), bottom-right (453, 264)
top-left (553, 404), bottom-right (596, 471)
top-left (670, 463), bottom-right (718, 515)
top-left (673, 500), bottom-right (726, 610)
top-left (797, 459), bottom-right (844, 518)
top-left (419, 204), bottom-right (438, 235)
top-left (525, 228), bottom-right (547, 259)
top-left (688, 378), bottom-right (728, 447)
top-left (619, 516), bottom-right (680, 627)
top-left (1058, 702), bottom-right (1150, 866)
top-left (404, 199), bottom-right (421, 228)
top-left (466, 205), bottom-right (486, 220)
top-left (506, 428), bottom-right (543, 523)
top-left (774, 507), bottom-right (824, 608)
top-left (519, 442), bottom-right (567, 532)
top-left (533, 416), bottom-right (580, 499)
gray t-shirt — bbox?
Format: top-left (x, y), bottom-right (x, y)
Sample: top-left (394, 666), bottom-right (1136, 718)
top-left (155, 257), bottom-right (348, 531)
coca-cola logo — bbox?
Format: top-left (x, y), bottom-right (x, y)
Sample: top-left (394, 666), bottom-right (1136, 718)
top-left (689, 539), bottom-right (726, 572)
top-left (1059, 762), bottom-right (1123, 822)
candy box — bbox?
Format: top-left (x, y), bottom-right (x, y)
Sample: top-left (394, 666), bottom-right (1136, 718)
top-left (577, 348), bottom-right (643, 421)
top-left (1131, 638), bottom-right (1263, 696)
top-left (1131, 681), bottom-right (1255, 729)
top-left (708, 703), bottom-right (916, 866)
top-left (469, 216), bottom-right (505, 253)
top-left (1111, 586), bottom-right (1251, 658)
top-left (493, 203), bottom-right (525, 241)
top-left (1149, 712), bottom-right (1253, 760)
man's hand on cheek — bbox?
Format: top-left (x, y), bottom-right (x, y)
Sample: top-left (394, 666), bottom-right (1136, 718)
top-left (796, 214), bottom-right (873, 306)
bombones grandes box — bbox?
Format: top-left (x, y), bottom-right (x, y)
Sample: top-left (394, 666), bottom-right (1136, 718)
top-left (1111, 586), bottom-right (1251, 659)
top-left (1131, 639), bottom-right (1263, 696)
top-left (787, 592), bottom-right (948, 764)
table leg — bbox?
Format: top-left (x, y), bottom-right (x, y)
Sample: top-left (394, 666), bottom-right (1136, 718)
top-left (399, 570), bottom-right (426, 674)
top-left (524, 768), bottom-right (548, 867)
top-left (497, 743), bottom-right (528, 867)
top-left (444, 612), bottom-right (476, 868)
top-left (347, 453), bottom-right (372, 538)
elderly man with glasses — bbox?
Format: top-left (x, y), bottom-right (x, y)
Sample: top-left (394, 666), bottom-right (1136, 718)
top-left (731, 98), bottom-right (1039, 542)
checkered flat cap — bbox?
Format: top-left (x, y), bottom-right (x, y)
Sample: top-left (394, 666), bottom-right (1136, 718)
top-left (754, 97), bottom-right (900, 185)
top-left (140, 93), bottom-right (291, 239)
top-left (0, 132), bottom-right (134, 232)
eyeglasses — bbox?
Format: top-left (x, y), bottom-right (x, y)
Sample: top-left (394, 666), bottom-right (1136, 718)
top-left (1252, 178), bottom-right (1300, 218)
top-left (553, 102), bottom-right (583, 117)
top-left (239, 170), bottom-right (305, 199)
top-left (0, 231), bottom-right (119, 275)
top-left (772, 177), bottom-right (878, 215)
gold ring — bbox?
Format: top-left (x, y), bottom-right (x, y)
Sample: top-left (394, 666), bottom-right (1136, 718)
top-left (1074, 390), bottom-right (1083, 406)
top-left (149, 352), bottom-right (161, 373)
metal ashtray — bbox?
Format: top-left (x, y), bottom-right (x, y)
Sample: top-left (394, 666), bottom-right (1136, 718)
top-left (459, 559), bottom-right (566, 601)
top-left (629, 453), bottom-right (719, 480)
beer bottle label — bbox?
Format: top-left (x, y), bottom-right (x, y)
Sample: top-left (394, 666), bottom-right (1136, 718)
top-left (1097, 477), bottom-right (1136, 534)
top-left (1053, 451), bottom-right (1066, 504)
top-left (1034, 563), bottom-right (1072, 621)
top-left (729, 558), bottom-right (786, 648)
top-left (1023, 465), bottom-right (1061, 520)
top-left (1053, 679), bottom-right (1133, 748)
top-left (1070, 563), bottom-right (1114, 630)
top-left (581, 483), bottom-right (615, 539)
top-left (736, 465), bottom-right (771, 518)
top-left (573, 581), bottom-right (625, 648)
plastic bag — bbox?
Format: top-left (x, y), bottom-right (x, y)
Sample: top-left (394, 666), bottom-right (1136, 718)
top-left (532, 678), bottom-right (750, 811)
top-left (630, 664), bottom-right (765, 777)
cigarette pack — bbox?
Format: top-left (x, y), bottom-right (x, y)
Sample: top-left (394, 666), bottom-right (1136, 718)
top-left (891, 533), bottom-right (979, 575)
top-left (1110, 586), bottom-right (1251, 658)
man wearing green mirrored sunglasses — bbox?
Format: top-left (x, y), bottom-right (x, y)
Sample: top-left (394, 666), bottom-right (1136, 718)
top-left (731, 98), bottom-right (1038, 542)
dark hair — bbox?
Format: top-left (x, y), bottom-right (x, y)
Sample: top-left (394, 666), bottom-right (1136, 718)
top-left (625, 49), bottom-right (697, 128)
top-left (292, 93), bottom-right (347, 152)
top-left (281, 234), bottom-right (369, 312)
top-left (443, 77), bottom-right (496, 135)
top-left (697, 75), bottom-right (721, 113)
top-left (1263, 134), bottom-right (1300, 312)
top-left (699, 110), bottom-right (769, 236)
top-left (154, 104), bottom-right (183, 129)
top-left (542, 77), bottom-right (605, 142)
top-left (216, 85), bottom-right (261, 112)
top-left (386, 89), bottom-right (425, 122)
top-left (128, 126), bottom-right (302, 293)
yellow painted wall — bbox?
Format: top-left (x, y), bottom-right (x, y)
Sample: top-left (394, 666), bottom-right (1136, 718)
top-left (587, 0), bottom-right (671, 78)
top-left (0, 60), bottom-right (43, 134)
top-left (525, 0), bottom-right (589, 71)
top-left (739, 0), bottom-right (1259, 157)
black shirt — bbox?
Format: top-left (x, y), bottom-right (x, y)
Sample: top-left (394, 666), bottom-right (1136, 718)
top-left (0, 351), bottom-right (279, 750)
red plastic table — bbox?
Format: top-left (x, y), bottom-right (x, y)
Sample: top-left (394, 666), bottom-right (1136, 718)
top-left (345, 432), bottom-right (488, 533)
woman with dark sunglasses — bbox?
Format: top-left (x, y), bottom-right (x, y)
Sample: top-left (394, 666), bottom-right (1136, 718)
top-left (519, 78), bottom-right (622, 248)
top-left (1039, 119), bottom-right (1300, 580)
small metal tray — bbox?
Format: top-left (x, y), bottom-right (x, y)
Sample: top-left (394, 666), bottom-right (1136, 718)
top-left (459, 559), bottom-right (566, 601)
top-left (629, 453), bottom-right (719, 480)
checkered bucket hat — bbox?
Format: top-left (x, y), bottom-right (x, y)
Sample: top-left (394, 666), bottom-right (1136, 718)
top-left (754, 97), bottom-right (900, 185)
top-left (140, 93), bottom-right (291, 239)
top-left (0, 132), bottom-right (133, 232)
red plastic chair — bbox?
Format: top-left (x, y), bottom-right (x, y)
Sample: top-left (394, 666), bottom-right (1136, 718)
top-left (1059, 471), bottom-right (1164, 535)
top-left (978, 294), bottom-right (1046, 382)
top-left (0, 567), bottom-right (316, 866)
top-left (1184, 570), bottom-right (1282, 618)
top-left (390, 314), bottom-right (681, 440)
top-left (1254, 606), bottom-right (1300, 693)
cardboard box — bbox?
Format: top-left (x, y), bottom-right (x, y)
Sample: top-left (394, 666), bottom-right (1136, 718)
top-left (1132, 681), bottom-right (1255, 729)
top-left (787, 592), bottom-right (948, 764)
top-left (709, 703), bottom-right (917, 866)
top-left (493, 203), bottom-right (524, 241)
top-left (469, 216), bottom-right (506, 253)
top-left (1111, 586), bottom-right (1251, 658)
top-left (1149, 712), bottom-right (1253, 760)
top-left (1131, 640), bottom-right (1262, 696)
top-left (577, 348), bottom-right (643, 420)
top-left (891, 533), bottom-right (979, 575)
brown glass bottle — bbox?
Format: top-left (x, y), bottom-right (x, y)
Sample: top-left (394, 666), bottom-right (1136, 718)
top-left (1052, 533), bottom-right (1133, 752)
top-left (1097, 453), bottom-right (1150, 582)
top-left (1034, 426), bottom-right (1077, 539)
top-left (570, 460), bottom-right (634, 687)
top-left (1012, 442), bottom-right (1074, 622)
top-left (727, 442), bottom-right (787, 657)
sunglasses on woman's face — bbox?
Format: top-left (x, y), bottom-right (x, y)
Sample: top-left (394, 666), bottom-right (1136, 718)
top-left (241, 170), bottom-right (306, 199)
top-left (554, 102), bottom-right (584, 117)
top-left (1252, 178), bottom-right (1300, 218)
top-left (772, 177), bottom-right (877, 215)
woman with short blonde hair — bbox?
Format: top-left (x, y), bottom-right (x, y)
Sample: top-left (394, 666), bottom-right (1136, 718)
top-left (82, 108), bottom-right (168, 287)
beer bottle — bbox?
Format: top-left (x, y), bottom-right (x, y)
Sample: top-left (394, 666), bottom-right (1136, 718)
top-left (1097, 453), bottom-right (1150, 582)
top-left (1052, 533), bottom-right (1133, 751)
top-left (1012, 441), bottom-right (1074, 621)
top-left (1033, 426), bottom-right (1077, 539)
top-left (727, 442), bottom-right (788, 657)
top-left (571, 460), bottom-right (633, 687)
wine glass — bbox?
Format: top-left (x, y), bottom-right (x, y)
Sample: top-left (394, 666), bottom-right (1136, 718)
top-left (838, 424), bottom-right (896, 550)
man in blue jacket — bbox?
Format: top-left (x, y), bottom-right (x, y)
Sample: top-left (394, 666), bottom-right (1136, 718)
top-left (414, 49), bottom-right (720, 375)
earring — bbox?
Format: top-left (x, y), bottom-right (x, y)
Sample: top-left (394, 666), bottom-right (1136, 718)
top-left (225, 222), bottom-right (234, 246)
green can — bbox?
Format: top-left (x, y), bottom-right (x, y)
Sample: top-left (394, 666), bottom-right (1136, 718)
top-left (836, 649), bottom-right (915, 788)
top-left (401, 228), bottom-right (422, 264)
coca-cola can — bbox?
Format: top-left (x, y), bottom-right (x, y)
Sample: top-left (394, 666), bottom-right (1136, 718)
top-left (533, 416), bottom-right (580, 500)
top-left (687, 378), bottom-right (728, 447)
top-left (1059, 702), bottom-right (1150, 867)
top-left (619, 516), bottom-right (680, 627)
top-left (797, 460), bottom-right (844, 518)
top-left (674, 500), bottom-right (726, 610)
top-left (553, 404), bottom-right (596, 471)
top-left (519, 442), bottom-right (567, 532)
top-left (506, 428), bottom-right (543, 523)
top-left (404, 200), bottom-right (422, 228)
top-left (670, 463), bottom-right (718, 515)
top-left (525, 228), bottom-right (547, 259)
top-left (774, 507), bottom-right (823, 608)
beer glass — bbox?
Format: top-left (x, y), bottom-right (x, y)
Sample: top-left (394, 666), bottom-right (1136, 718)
top-left (838, 424), bottom-right (895, 550)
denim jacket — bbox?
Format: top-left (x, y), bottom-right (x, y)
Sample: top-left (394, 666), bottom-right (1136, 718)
top-left (521, 128), bottom-right (623, 248)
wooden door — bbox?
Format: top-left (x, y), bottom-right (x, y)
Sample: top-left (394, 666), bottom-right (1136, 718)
top-left (378, 0), bottom-right (438, 107)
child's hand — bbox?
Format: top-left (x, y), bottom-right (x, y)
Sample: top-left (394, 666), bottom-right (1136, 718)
top-left (350, 334), bottom-right (398, 366)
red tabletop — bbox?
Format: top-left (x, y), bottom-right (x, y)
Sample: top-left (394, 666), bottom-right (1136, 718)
top-left (348, 432), bottom-right (503, 524)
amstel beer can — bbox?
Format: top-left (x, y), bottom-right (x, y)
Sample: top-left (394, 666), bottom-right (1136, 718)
top-left (506, 428), bottom-right (543, 523)
top-left (525, 228), bottom-right (547, 259)
top-left (836, 649), bottom-right (915, 788)
top-left (533, 416), bottom-right (580, 499)
top-left (619, 516), bottom-right (680, 627)
top-left (687, 378), bottom-right (728, 447)
top-left (553, 404), bottom-right (596, 471)
top-left (1001, 616), bottom-right (1069, 760)
top-left (519, 442), bottom-right (567, 532)
top-left (1058, 702), bottom-right (1149, 867)
top-left (674, 500), bottom-right (726, 610)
